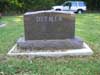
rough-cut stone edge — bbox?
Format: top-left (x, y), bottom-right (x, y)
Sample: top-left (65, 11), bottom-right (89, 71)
top-left (17, 37), bottom-right (83, 49)
top-left (24, 10), bottom-right (74, 15)
top-left (7, 42), bottom-right (93, 57)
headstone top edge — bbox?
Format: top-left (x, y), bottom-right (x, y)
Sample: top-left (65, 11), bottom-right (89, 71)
top-left (24, 10), bottom-right (74, 16)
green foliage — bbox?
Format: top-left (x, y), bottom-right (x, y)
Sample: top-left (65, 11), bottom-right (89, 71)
top-left (0, 0), bottom-right (100, 14)
top-left (0, 64), bottom-right (16, 75)
top-left (0, 0), bottom-right (55, 14)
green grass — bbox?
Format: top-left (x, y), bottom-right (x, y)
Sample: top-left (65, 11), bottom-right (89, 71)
top-left (0, 13), bottom-right (100, 75)
top-left (0, 16), bottom-right (24, 54)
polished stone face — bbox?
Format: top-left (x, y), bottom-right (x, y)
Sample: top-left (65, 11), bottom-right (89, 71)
top-left (24, 11), bottom-right (75, 40)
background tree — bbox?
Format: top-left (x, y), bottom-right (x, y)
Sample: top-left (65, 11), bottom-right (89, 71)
top-left (0, 0), bottom-right (100, 14)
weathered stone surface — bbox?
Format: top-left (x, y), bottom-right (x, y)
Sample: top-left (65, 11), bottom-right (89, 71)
top-left (24, 11), bottom-right (75, 40)
top-left (17, 37), bottom-right (83, 49)
top-left (17, 10), bottom-right (83, 50)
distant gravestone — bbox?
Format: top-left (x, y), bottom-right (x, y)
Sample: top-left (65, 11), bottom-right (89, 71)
top-left (17, 10), bottom-right (83, 50)
top-left (0, 13), bottom-right (6, 27)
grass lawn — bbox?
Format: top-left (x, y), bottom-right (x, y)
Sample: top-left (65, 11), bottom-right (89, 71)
top-left (0, 13), bottom-right (100, 75)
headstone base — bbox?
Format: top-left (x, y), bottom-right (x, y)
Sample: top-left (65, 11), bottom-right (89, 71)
top-left (17, 37), bottom-right (83, 50)
top-left (7, 42), bottom-right (93, 57)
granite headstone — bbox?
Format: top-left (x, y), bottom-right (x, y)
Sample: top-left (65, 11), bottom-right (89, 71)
top-left (17, 10), bottom-right (83, 50)
top-left (24, 11), bottom-right (75, 40)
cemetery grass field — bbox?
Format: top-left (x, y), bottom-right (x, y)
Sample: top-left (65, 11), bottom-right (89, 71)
top-left (0, 13), bottom-right (100, 75)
